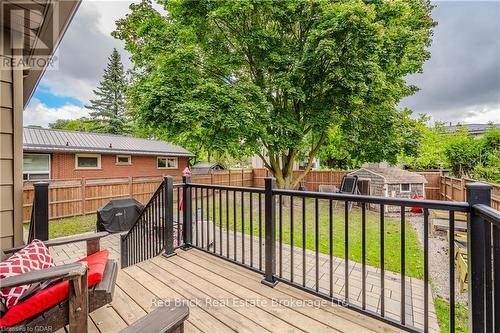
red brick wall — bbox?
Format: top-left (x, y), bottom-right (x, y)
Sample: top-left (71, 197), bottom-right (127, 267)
top-left (50, 153), bottom-right (189, 179)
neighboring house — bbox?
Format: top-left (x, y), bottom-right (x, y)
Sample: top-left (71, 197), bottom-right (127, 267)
top-left (443, 123), bottom-right (499, 137)
top-left (191, 162), bottom-right (226, 175)
top-left (1, 1), bottom-right (81, 247)
top-left (349, 167), bottom-right (427, 212)
top-left (23, 127), bottom-right (194, 180)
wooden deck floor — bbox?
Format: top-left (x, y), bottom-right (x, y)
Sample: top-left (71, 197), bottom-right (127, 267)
top-left (86, 248), bottom-right (404, 333)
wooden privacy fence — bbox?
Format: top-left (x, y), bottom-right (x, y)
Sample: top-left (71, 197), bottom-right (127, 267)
top-left (253, 168), bottom-right (349, 191)
top-left (23, 167), bottom-right (498, 222)
top-left (440, 175), bottom-right (499, 210)
top-left (23, 169), bottom-right (253, 222)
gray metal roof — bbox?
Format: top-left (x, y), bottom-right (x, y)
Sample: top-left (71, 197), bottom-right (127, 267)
top-left (444, 123), bottom-right (499, 134)
top-left (350, 167), bottom-right (428, 184)
top-left (191, 162), bottom-right (226, 174)
top-left (23, 127), bottom-right (194, 157)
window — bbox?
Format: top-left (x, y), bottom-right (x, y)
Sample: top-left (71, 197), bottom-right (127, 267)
top-left (157, 156), bottom-right (178, 169)
top-left (116, 155), bottom-right (132, 165)
top-left (23, 154), bottom-right (50, 180)
top-left (75, 154), bottom-right (101, 169)
top-left (400, 183), bottom-right (411, 193)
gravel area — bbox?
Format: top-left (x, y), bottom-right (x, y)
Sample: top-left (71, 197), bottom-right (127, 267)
top-left (408, 215), bottom-right (468, 305)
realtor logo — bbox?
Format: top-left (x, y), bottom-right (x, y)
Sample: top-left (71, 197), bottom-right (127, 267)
top-left (1, 0), bottom-right (60, 71)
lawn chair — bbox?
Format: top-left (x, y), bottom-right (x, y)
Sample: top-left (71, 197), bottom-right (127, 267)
top-left (1, 232), bottom-right (118, 332)
top-left (335, 175), bottom-right (359, 210)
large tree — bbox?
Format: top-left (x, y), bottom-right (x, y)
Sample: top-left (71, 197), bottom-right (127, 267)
top-left (115, 0), bottom-right (434, 188)
top-left (86, 48), bottom-right (130, 134)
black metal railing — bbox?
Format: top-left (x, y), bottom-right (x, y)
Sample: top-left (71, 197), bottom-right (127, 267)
top-left (122, 175), bottom-right (499, 332)
top-left (28, 182), bottom-right (49, 242)
top-left (120, 176), bottom-right (183, 268)
top-left (185, 180), bottom-right (266, 274)
top-left (467, 185), bottom-right (499, 333)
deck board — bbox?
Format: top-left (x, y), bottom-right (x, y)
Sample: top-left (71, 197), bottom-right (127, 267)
top-left (178, 249), bottom-right (402, 333)
top-left (86, 248), bottom-right (405, 333)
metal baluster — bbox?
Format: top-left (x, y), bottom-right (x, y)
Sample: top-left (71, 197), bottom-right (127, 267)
top-left (362, 202), bottom-right (366, 310)
top-left (345, 201), bottom-right (349, 302)
top-left (279, 195), bottom-right (283, 277)
top-left (213, 189), bottom-right (216, 254)
top-left (233, 190), bottom-right (237, 261)
top-left (201, 188), bottom-right (205, 249)
top-left (380, 204), bottom-right (385, 317)
top-left (250, 192), bottom-right (254, 267)
top-left (302, 197), bottom-right (306, 287)
top-left (493, 223), bottom-right (500, 331)
top-left (242, 191), bottom-right (245, 264)
top-left (219, 189), bottom-right (223, 255)
top-left (290, 196), bottom-right (294, 283)
top-left (259, 193), bottom-right (262, 271)
top-left (177, 188), bottom-right (184, 246)
top-left (195, 187), bottom-right (199, 247)
top-left (226, 190), bottom-right (229, 258)
top-left (401, 207), bottom-right (406, 325)
top-left (315, 198), bottom-right (319, 292)
top-left (329, 199), bottom-right (333, 298)
top-left (448, 210), bottom-right (455, 333)
top-left (423, 208), bottom-right (429, 332)
top-left (206, 187), bottom-right (210, 251)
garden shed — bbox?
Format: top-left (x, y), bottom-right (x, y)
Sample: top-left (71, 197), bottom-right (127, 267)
top-left (191, 162), bottom-right (226, 175)
top-left (348, 167), bottom-right (427, 212)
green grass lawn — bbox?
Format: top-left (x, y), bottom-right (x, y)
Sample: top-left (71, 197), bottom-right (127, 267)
top-left (434, 297), bottom-right (468, 333)
top-left (195, 192), bottom-right (424, 279)
top-left (24, 214), bottom-right (96, 239)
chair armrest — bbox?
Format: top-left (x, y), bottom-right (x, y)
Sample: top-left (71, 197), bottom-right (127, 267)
top-left (0, 262), bottom-right (87, 289)
top-left (3, 232), bottom-right (109, 255)
top-left (119, 305), bottom-right (189, 333)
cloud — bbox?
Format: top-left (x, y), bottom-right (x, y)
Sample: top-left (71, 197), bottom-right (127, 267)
top-left (24, 99), bottom-right (90, 127)
top-left (25, 0), bottom-right (500, 128)
top-left (33, 1), bottom-right (135, 104)
top-left (400, 1), bottom-right (500, 124)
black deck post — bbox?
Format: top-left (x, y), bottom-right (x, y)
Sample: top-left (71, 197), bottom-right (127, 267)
top-left (33, 182), bottom-right (49, 241)
top-left (466, 182), bottom-right (492, 332)
top-left (262, 177), bottom-right (278, 287)
top-left (182, 176), bottom-right (192, 249)
top-left (163, 176), bottom-right (175, 258)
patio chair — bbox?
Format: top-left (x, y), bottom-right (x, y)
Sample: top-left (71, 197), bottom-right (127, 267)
top-left (1, 232), bottom-right (118, 332)
top-left (120, 304), bottom-right (189, 333)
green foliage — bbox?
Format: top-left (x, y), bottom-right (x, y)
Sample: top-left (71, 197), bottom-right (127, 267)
top-left (114, 0), bottom-right (434, 187)
top-left (48, 118), bottom-right (97, 132)
top-left (444, 128), bottom-right (481, 177)
top-left (85, 48), bottom-right (131, 134)
top-left (398, 122), bottom-right (451, 170)
top-left (400, 125), bottom-right (500, 184)
top-left (471, 128), bottom-right (500, 183)
top-left (319, 110), bottom-right (424, 169)
top-left (434, 297), bottom-right (468, 333)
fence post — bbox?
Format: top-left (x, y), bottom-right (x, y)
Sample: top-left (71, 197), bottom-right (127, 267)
top-left (163, 176), bottom-right (175, 258)
top-left (182, 176), bottom-right (192, 248)
top-left (262, 177), bottom-right (278, 287)
top-left (466, 182), bottom-right (492, 332)
top-left (128, 176), bottom-right (133, 198)
top-left (81, 177), bottom-right (86, 215)
top-left (33, 182), bottom-right (49, 241)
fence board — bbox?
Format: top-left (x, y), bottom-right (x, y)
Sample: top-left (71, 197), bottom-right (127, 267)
top-left (23, 170), bottom-right (255, 223)
top-left (23, 169), bottom-right (499, 223)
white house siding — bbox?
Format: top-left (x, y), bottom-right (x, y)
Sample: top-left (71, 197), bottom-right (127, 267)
top-left (0, 30), bottom-right (24, 248)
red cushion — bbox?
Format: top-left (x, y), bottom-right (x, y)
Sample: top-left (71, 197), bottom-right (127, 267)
top-left (0, 250), bottom-right (109, 328)
top-left (0, 240), bottom-right (54, 309)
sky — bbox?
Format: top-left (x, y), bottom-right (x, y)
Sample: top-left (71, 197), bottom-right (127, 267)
top-left (24, 0), bottom-right (500, 127)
